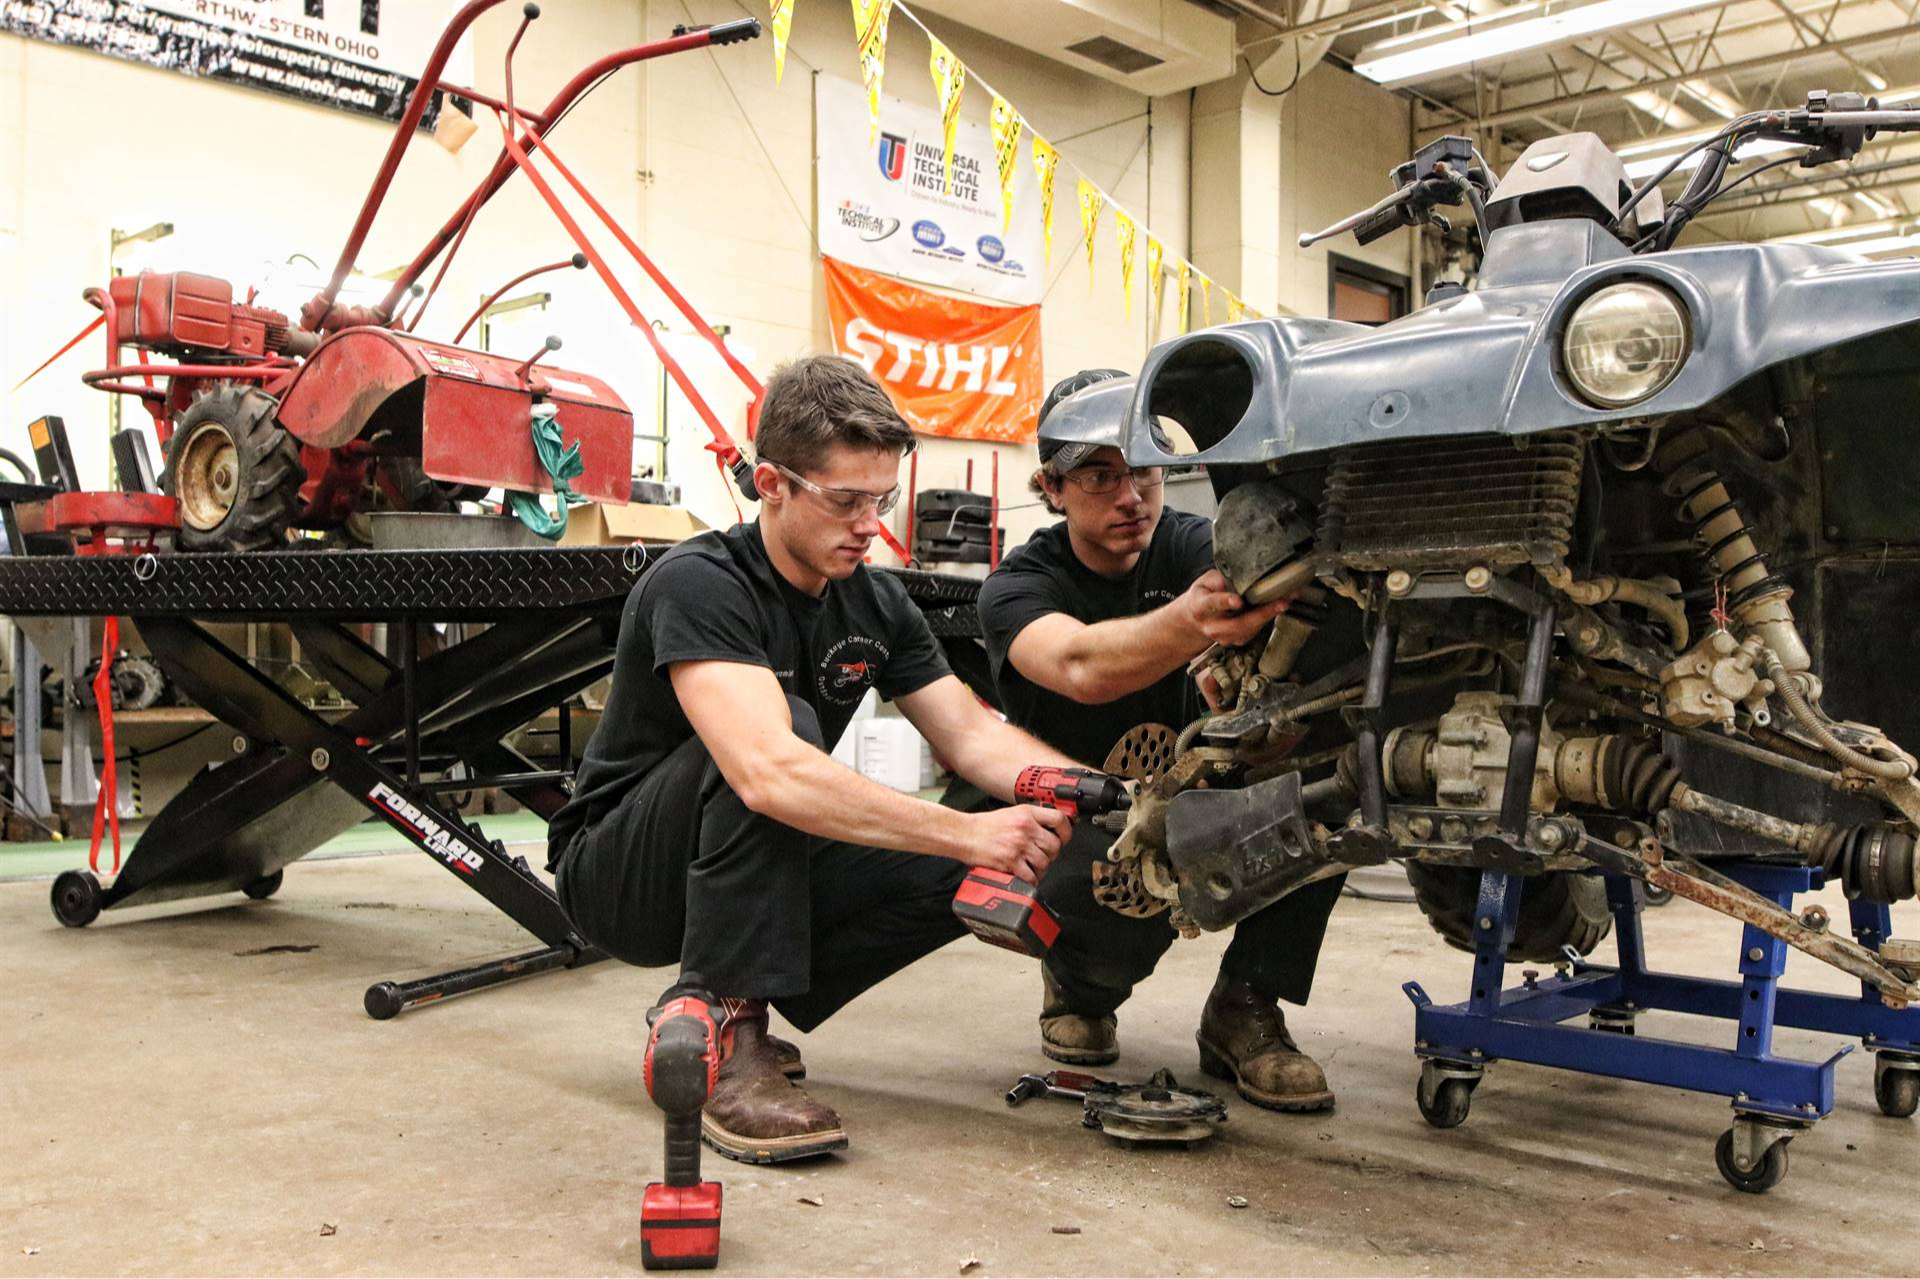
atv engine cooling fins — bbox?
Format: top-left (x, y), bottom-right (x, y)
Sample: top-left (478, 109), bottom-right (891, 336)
top-left (1318, 432), bottom-right (1584, 572)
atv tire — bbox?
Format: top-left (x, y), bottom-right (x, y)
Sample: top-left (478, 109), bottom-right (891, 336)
top-left (161, 384), bottom-right (304, 552)
top-left (1405, 862), bottom-right (1613, 961)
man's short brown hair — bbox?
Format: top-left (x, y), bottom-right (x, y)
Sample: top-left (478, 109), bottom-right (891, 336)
top-left (754, 356), bottom-right (916, 472)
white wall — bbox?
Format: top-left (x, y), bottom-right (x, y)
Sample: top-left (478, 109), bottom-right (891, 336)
top-left (1, 2), bottom-right (1411, 553)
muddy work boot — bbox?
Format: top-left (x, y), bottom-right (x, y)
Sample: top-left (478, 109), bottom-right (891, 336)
top-left (1040, 966), bottom-right (1119, 1066)
top-left (1195, 974), bottom-right (1334, 1113)
top-left (702, 1013), bottom-right (847, 1164)
top-left (765, 1031), bottom-right (805, 1080)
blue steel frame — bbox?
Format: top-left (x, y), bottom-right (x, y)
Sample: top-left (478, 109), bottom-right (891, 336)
top-left (1404, 863), bottom-right (1920, 1126)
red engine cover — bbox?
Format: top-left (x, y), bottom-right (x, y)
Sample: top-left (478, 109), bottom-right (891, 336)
top-left (274, 328), bottom-right (634, 504)
top-left (107, 271), bottom-right (281, 358)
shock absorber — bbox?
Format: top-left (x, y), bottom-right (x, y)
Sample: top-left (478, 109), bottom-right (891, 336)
top-left (1653, 427), bottom-right (1810, 672)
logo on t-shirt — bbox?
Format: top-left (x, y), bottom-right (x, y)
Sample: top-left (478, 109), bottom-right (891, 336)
top-left (818, 635), bottom-right (890, 706)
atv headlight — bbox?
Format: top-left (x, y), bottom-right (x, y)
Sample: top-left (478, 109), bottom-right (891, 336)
top-left (1562, 281), bottom-right (1689, 408)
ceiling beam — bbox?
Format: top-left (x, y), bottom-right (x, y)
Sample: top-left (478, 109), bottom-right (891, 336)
top-left (1694, 151), bottom-right (1920, 218)
top-left (1419, 24), bottom-right (1915, 135)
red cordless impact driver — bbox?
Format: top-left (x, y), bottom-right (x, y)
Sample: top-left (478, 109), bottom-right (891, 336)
top-left (640, 983), bottom-right (729, 1270)
top-left (952, 765), bottom-right (1132, 957)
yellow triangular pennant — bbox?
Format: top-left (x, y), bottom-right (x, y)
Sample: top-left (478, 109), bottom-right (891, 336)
top-left (769, 0), bottom-right (794, 83)
top-left (990, 94), bottom-right (1022, 232)
top-left (928, 38), bottom-right (967, 195)
top-left (850, 0), bottom-right (893, 143)
top-left (1146, 236), bottom-right (1165, 321)
top-left (1115, 210), bottom-right (1137, 315)
top-left (1226, 290), bottom-right (1244, 323)
top-left (1078, 179), bottom-right (1105, 291)
top-left (1198, 273), bottom-right (1213, 327)
top-left (1176, 261), bottom-right (1192, 334)
top-left (1032, 135), bottom-right (1061, 266)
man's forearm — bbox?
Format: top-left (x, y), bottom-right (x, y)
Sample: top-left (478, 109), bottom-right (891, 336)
top-left (1055, 602), bottom-right (1202, 703)
top-left (743, 743), bottom-right (975, 861)
top-left (947, 717), bottom-right (1084, 802)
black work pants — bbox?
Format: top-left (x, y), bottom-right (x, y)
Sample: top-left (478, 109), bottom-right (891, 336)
top-left (553, 696), bottom-right (966, 1031)
top-left (1039, 822), bottom-right (1345, 1020)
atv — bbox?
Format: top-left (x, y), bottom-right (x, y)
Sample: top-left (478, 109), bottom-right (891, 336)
top-left (1083, 92), bottom-right (1920, 1000)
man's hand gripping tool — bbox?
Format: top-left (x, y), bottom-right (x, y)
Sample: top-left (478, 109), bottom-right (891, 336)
top-left (952, 766), bottom-right (1132, 957)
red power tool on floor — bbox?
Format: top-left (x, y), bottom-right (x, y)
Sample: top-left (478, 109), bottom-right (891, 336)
top-left (640, 985), bottom-right (729, 1270)
top-left (953, 766), bottom-right (1132, 957)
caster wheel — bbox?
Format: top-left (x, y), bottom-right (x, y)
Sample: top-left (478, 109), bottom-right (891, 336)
top-left (364, 982), bottom-right (405, 1021)
top-left (1416, 1074), bottom-right (1475, 1129)
top-left (242, 869), bottom-right (284, 900)
top-left (51, 870), bottom-right (103, 928)
top-left (1875, 1059), bottom-right (1920, 1119)
top-left (1643, 883), bottom-right (1674, 907)
top-left (1715, 1129), bottom-right (1790, 1193)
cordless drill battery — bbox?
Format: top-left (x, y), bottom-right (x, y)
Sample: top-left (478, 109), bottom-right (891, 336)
top-left (954, 868), bottom-right (1061, 955)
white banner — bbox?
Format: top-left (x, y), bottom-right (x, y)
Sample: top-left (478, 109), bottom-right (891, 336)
top-left (816, 74), bottom-right (1044, 306)
top-left (1, 1), bottom-right (468, 126)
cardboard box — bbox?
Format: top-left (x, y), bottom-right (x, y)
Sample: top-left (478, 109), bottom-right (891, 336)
top-left (560, 502), bottom-right (711, 546)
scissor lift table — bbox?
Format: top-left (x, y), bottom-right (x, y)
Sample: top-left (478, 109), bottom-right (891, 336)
top-left (0, 545), bottom-right (983, 1017)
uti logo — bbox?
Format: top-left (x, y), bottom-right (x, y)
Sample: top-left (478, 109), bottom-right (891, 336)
top-left (878, 132), bottom-right (908, 181)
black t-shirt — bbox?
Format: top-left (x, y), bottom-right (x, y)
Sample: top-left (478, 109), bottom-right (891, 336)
top-left (547, 521), bottom-right (952, 867)
top-left (977, 510), bottom-right (1214, 766)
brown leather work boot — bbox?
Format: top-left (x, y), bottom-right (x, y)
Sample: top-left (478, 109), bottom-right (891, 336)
top-left (765, 1031), bottom-right (805, 1080)
top-left (1195, 974), bottom-right (1334, 1112)
top-left (1040, 966), bottom-right (1119, 1066)
top-left (702, 1013), bottom-right (847, 1164)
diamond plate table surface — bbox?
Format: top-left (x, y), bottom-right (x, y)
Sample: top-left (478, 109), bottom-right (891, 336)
top-left (0, 548), bottom-right (983, 625)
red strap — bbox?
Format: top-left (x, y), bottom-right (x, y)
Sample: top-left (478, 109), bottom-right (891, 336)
top-left (88, 616), bottom-right (122, 875)
top-left (12, 315), bottom-right (106, 393)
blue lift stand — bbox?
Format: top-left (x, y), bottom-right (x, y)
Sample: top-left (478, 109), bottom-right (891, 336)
top-left (1404, 863), bottom-right (1920, 1194)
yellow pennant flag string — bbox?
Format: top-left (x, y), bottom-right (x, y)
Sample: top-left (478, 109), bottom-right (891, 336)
top-left (851, 0), bottom-right (893, 143)
top-left (1078, 179), bottom-right (1104, 291)
top-left (769, 0), bottom-right (795, 83)
top-left (1032, 136), bottom-right (1061, 265)
top-left (1146, 236), bottom-right (1166, 321)
top-left (989, 94), bottom-right (1022, 232)
top-left (1114, 210), bottom-right (1137, 315)
top-left (1176, 261), bottom-right (1192, 334)
top-left (1198, 274), bottom-right (1213, 327)
top-left (928, 38), bottom-right (967, 195)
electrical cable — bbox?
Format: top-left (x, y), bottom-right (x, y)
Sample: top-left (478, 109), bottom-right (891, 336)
top-left (1245, 48), bottom-right (1301, 98)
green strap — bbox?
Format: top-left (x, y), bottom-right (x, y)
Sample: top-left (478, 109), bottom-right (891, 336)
top-left (509, 402), bottom-right (586, 540)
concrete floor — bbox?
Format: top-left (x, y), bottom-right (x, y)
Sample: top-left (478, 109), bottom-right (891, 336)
top-left (2, 849), bottom-right (1916, 1277)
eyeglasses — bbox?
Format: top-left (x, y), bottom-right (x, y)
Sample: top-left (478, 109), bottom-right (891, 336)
top-left (1061, 465), bottom-right (1166, 496)
top-left (769, 461), bottom-right (901, 520)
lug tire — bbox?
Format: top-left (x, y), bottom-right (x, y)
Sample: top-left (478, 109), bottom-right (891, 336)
top-left (160, 384), bottom-right (304, 552)
top-left (1406, 862), bottom-right (1613, 962)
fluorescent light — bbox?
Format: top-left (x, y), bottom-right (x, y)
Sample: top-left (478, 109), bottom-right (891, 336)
top-left (1769, 218), bottom-right (1900, 244)
top-left (1621, 136), bottom-right (1803, 181)
top-left (1681, 81), bottom-right (1745, 119)
top-left (1831, 231), bottom-right (1920, 256)
top-left (1353, 0), bottom-right (1723, 85)
top-left (1856, 190), bottom-right (1898, 217)
top-left (1626, 90), bottom-right (1700, 130)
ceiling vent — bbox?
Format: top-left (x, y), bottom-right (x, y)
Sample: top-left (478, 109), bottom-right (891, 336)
top-left (1065, 35), bottom-right (1166, 75)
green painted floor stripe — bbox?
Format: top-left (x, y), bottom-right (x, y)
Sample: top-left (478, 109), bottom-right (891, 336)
top-left (0, 810), bottom-right (553, 883)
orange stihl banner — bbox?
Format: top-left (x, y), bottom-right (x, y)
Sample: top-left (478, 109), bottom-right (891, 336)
top-left (823, 256), bottom-right (1044, 444)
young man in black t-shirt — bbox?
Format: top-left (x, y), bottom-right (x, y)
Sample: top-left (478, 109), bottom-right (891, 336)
top-left (548, 356), bottom-right (1078, 1164)
top-left (976, 369), bottom-right (1345, 1113)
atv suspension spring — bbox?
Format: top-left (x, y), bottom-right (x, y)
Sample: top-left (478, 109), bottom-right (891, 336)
top-left (1806, 823), bottom-right (1920, 904)
top-left (1667, 464), bottom-right (1791, 614)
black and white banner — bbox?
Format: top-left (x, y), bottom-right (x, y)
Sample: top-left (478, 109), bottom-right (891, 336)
top-left (1, 0), bottom-right (469, 126)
